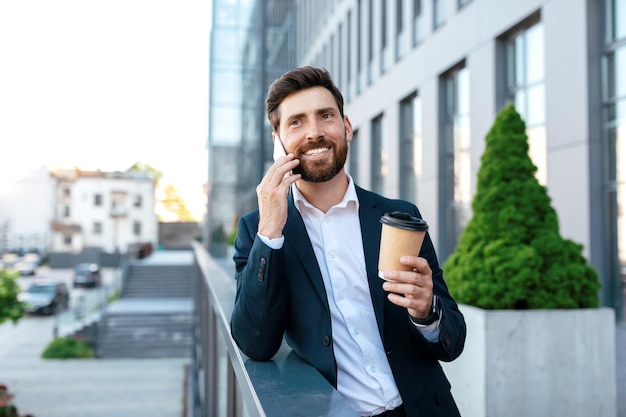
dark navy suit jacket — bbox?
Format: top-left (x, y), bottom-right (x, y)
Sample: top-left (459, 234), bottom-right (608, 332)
top-left (231, 185), bottom-right (466, 417)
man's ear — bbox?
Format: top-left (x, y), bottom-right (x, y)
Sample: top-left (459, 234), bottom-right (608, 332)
top-left (344, 116), bottom-right (353, 143)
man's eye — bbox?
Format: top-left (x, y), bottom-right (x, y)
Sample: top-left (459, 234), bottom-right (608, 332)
top-left (289, 120), bottom-right (301, 126)
top-left (322, 113), bottom-right (331, 119)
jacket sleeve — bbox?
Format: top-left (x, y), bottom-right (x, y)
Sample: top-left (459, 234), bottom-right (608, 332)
top-left (411, 229), bottom-right (466, 362)
top-left (230, 215), bottom-right (289, 361)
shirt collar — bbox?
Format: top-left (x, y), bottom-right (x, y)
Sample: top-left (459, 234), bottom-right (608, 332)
top-left (292, 174), bottom-right (359, 212)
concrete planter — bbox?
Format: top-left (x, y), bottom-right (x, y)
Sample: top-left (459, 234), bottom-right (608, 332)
top-left (442, 305), bottom-right (616, 417)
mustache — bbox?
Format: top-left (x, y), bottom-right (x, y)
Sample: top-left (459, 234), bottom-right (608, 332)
top-left (296, 139), bottom-right (334, 155)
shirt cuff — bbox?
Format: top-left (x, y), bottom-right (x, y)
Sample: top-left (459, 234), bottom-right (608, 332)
top-left (257, 232), bottom-right (285, 249)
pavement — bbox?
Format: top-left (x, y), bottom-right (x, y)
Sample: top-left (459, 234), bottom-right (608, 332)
top-left (1, 256), bottom-right (624, 417)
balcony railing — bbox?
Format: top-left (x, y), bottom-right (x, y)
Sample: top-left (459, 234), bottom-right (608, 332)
top-left (190, 241), bottom-right (359, 417)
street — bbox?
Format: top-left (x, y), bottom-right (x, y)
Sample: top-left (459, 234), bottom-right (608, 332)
top-left (15, 266), bottom-right (121, 336)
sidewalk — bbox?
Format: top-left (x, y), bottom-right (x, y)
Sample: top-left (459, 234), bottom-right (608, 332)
top-left (0, 315), bottom-right (188, 417)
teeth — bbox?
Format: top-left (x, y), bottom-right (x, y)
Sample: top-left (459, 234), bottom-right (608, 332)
top-left (305, 147), bottom-right (329, 155)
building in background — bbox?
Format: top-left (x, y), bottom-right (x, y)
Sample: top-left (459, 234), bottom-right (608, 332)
top-left (0, 166), bottom-right (55, 255)
top-left (206, 0), bottom-right (624, 317)
top-left (205, 0), bottom-right (294, 254)
top-left (0, 167), bottom-right (158, 258)
top-left (50, 168), bottom-right (157, 254)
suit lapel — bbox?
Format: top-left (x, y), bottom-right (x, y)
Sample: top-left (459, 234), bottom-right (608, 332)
top-left (356, 187), bottom-right (386, 337)
top-left (283, 195), bottom-right (329, 306)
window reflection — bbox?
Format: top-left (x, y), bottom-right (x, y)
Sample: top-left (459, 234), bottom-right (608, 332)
top-left (440, 65), bottom-right (471, 259)
top-left (506, 21), bottom-right (547, 184)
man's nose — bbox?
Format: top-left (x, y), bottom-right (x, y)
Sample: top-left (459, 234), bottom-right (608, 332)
top-left (305, 120), bottom-right (323, 140)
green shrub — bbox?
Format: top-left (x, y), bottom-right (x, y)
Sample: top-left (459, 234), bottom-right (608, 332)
top-left (443, 105), bottom-right (601, 309)
top-left (41, 336), bottom-right (94, 359)
top-left (0, 269), bottom-right (24, 325)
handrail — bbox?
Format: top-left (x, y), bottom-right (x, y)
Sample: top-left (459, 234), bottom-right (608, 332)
top-left (190, 241), bottom-right (359, 417)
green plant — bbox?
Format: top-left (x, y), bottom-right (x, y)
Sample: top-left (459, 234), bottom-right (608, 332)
top-left (0, 269), bottom-right (25, 325)
top-left (41, 336), bottom-right (94, 359)
top-left (444, 104), bottom-right (600, 309)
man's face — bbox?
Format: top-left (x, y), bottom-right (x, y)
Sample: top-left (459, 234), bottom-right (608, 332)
top-left (277, 86), bottom-right (352, 183)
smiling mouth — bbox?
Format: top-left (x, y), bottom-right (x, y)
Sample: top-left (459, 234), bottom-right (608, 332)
top-left (304, 147), bottom-right (330, 156)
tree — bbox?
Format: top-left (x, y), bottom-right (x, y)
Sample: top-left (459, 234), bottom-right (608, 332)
top-left (127, 162), bottom-right (163, 182)
top-left (0, 269), bottom-right (24, 324)
top-left (443, 104), bottom-right (600, 309)
top-left (160, 184), bottom-right (196, 222)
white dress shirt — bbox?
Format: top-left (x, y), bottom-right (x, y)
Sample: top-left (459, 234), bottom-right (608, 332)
top-left (258, 176), bottom-right (439, 416)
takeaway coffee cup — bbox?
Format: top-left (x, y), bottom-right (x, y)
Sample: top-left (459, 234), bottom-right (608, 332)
top-left (378, 211), bottom-right (429, 279)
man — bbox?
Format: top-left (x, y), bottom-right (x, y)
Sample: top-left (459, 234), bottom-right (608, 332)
top-left (231, 66), bottom-right (466, 417)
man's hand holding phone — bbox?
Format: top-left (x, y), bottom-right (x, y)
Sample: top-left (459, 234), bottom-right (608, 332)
top-left (257, 135), bottom-right (300, 239)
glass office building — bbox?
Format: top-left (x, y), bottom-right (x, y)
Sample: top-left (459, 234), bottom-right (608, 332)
top-left (207, 0), bottom-right (625, 318)
top-left (206, 0), bottom-right (294, 252)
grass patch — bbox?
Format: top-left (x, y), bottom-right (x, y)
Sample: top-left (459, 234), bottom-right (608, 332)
top-left (41, 336), bottom-right (94, 359)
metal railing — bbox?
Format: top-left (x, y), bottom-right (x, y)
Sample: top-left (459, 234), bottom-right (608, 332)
top-left (190, 241), bottom-right (359, 417)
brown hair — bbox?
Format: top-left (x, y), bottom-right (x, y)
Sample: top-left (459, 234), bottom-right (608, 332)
top-left (265, 66), bottom-right (344, 132)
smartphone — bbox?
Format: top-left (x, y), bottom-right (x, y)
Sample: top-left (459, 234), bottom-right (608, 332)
top-left (273, 135), bottom-right (292, 177)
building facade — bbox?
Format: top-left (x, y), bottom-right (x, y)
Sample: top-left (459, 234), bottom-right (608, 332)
top-left (205, 0), bottom-right (294, 253)
top-left (51, 168), bottom-right (157, 253)
top-left (207, 0), bottom-right (624, 317)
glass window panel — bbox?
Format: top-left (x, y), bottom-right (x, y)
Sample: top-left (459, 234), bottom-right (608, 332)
top-left (616, 46), bottom-right (626, 98)
top-left (515, 35), bottom-right (525, 85)
top-left (527, 126), bottom-right (547, 185)
top-left (526, 84), bottom-right (545, 125)
top-left (433, 0), bottom-right (444, 28)
top-left (526, 24), bottom-right (545, 84)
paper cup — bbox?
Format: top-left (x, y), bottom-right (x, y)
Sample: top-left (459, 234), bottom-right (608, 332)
top-left (378, 212), bottom-right (428, 279)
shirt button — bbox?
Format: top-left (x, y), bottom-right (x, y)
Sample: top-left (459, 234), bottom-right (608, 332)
top-left (370, 366), bottom-right (376, 372)
top-left (322, 336), bottom-right (331, 346)
top-left (353, 328), bottom-right (360, 336)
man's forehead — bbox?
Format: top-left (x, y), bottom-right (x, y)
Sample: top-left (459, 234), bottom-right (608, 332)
top-left (279, 87), bottom-right (338, 116)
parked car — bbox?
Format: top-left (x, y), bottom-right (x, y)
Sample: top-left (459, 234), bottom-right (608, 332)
top-left (12, 261), bottom-right (38, 276)
top-left (18, 279), bottom-right (69, 315)
top-left (72, 263), bottom-right (101, 288)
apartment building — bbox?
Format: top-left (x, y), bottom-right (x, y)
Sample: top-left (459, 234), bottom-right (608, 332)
top-left (51, 168), bottom-right (157, 253)
top-left (0, 167), bottom-right (157, 255)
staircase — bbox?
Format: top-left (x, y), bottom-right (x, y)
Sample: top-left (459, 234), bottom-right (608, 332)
top-left (97, 251), bottom-right (194, 359)
top-left (121, 264), bottom-right (193, 298)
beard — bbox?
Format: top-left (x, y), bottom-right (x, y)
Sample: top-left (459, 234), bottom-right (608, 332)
top-left (292, 137), bottom-right (348, 183)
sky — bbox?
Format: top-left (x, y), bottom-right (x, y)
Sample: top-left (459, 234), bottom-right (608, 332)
top-left (0, 0), bottom-right (212, 220)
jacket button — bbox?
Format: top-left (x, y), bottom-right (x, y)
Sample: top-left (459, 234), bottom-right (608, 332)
top-left (257, 272), bottom-right (264, 282)
top-left (322, 336), bottom-right (330, 346)
top-left (260, 257), bottom-right (267, 265)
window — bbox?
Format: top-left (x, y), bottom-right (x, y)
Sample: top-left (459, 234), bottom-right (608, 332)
top-left (381, 0), bottom-right (390, 72)
top-left (63, 235), bottom-right (72, 246)
top-left (63, 206), bottom-right (70, 218)
top-left (133, 221), bottom-right (142, 236)
top-left (134, 194), bottom-right (142, 208)
top-left (603, 0), bottom-right (626, 312)
top-left (357, 0), bottom-right (363, 94)
top-left (395, 0), bottom-right (406, 60)
top-left (504, 21), bottom-right (546, 184)
top-left (93, 222), bottom-right (102, 235)
top-left (412, 0), bottom-right (423, 45)
top-left (63, 187), bottom-right (71, 197)
top-left (399, 92), bottom-right (422, 203)
top-left (347, 10), bottom-right (353, 100)
top-left (94, 194), bottom-right (102, 206)
top-left (368, 0), bottom-right (375, 84)
top-left (433, 0), bottom-right (445, 29)
top-left (458, 0), bottom-right (471, 8)
top-left (440, 64), bottom-right (471, 260)
top-left (349, 129), bottom-right (360, 183)
top-left (371, 114), bottom-right (386, 194)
